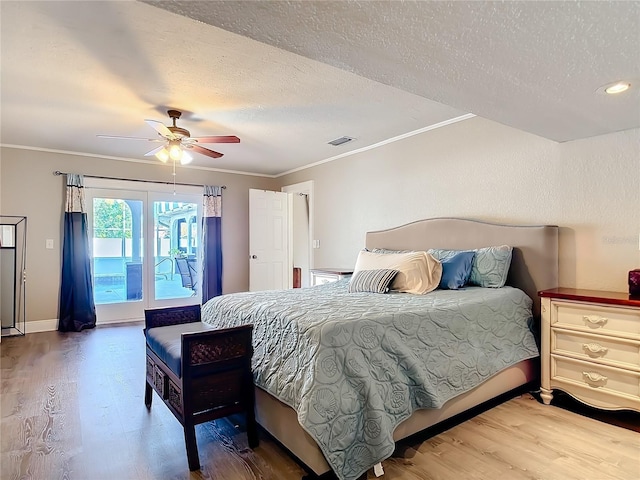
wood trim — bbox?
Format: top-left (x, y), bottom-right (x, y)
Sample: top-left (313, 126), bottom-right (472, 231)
top-left (539, 288), bottom-right (640, 308)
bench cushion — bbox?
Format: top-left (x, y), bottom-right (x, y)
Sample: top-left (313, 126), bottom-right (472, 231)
top-left (146, 322), bottom-right (215, 377)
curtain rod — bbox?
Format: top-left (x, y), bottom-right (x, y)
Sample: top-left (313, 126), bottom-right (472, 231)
top-left (53, 171), bottom-right (226, 189)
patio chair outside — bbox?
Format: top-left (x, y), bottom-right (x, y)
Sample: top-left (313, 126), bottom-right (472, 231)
top-left (175, 257), bottom-right (197, 295)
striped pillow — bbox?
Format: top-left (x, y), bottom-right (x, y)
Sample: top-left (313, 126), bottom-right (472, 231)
top-left (348, 269), bottom-right (399, 293)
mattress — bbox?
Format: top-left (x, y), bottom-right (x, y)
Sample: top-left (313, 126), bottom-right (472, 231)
top-left (201, 280), bottom-right (539, 480)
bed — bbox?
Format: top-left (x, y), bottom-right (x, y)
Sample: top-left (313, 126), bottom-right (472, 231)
top-left (202, 218), bottom-right (559, 480)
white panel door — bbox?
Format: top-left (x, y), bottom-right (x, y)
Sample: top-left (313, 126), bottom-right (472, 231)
top-left (249, 189), bottom-right (291, 292)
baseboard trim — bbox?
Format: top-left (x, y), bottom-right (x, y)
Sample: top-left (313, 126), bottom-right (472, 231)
top-left (23, 317), bottom-right (144, 334)
top-left (25, 319), bottom-right (58, 333)
top-left (96, 317), bottom-right (144, 326)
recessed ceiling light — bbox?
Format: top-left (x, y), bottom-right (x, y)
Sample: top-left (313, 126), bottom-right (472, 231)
top-left (597, 80), bottom-right (632, 95)
top-left (605, 81), bottom-right (631, 94)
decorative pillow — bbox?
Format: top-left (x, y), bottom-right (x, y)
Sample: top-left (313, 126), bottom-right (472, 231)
top-left (348, 269), bottom-right (399, 293)
top-left (438, 251), bottom-right (475, 290)
top-left (353, 250), bottom-right (442, 294)
top-left (428, 245), bottom-right (513, 288)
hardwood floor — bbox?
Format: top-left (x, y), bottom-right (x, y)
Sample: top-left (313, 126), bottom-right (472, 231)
top-left (1, 323), bottom-right (638, 480)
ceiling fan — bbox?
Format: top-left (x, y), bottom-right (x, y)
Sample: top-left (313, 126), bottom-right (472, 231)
top-left (98, 109), bottom-right (240, 164)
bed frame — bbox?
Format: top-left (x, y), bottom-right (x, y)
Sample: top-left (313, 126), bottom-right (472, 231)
top-left (253, 218), bottom-right (559, 478)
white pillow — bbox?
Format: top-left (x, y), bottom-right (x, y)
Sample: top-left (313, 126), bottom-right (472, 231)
top-left (353, 250), bottom-right (442, 294)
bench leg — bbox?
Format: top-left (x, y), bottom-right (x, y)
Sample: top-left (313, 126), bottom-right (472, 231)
top-left (184, 422), bottom-right (200, 471)
top-left (145, 381), bottom-right (153, 409)
top-left (247, 410), bottom-right (259, 448)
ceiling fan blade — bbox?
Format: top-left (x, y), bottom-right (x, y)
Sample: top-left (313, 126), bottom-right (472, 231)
top-left (144, 145), bottom-right (168, 157)
top-left (145, 119), bottom-right (175, 139)
top-left (189, 144), bottom-right (224, 158)
top-left (191, 135), bottom-right (240, 144)
top-left (97, 134), bottom-right (163, 142)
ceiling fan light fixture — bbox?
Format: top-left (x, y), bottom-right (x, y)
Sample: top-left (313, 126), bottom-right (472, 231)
top-left (155, 147), bottom-right (170, 163)
top-left (98, 110), bottom-right (236, 162)
top-left (180, 151), bottom-right (193, 165)
top-left (168, 142), bottom-right (183, 161)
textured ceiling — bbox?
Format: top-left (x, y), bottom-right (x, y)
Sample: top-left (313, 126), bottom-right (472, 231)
top-left (1, 1), bottom-right (638, 176)
top-left (150, 0), bottom-right (640, 142)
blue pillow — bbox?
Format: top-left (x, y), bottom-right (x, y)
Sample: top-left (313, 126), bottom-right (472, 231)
top-left (429, 246), bottom-right (512, 288)
top-left (438, 251), bottom-right (476, 290)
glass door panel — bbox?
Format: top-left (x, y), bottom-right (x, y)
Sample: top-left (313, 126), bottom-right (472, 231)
top-left (87, 189), bottom-right (145, 322)
top-left (149, 193), bottom-right (201, 306)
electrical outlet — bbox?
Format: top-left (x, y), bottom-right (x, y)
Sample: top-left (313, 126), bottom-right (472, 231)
top-left (313, 240), bottom-right (320, 249)
top-left (46, 239), bottom-right (54, 249)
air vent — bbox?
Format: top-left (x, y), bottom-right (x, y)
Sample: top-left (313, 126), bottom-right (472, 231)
top-left (328, 136), bottom-right (354, 146)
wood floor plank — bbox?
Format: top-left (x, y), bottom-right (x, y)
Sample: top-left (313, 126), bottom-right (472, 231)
top-left (2, 323), bottom-right (638, 480)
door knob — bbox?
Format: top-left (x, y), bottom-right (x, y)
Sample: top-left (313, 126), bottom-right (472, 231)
top-left (250, 255), bottom-right (257, 259)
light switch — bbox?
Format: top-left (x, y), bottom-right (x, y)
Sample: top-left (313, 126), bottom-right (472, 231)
top-left (313, 240), bottom-right (320, 249)
top-left (46, 239), bottom-right (54, 249)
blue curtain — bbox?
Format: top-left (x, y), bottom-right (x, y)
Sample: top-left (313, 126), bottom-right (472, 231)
top-left (202, 186), bottom-right (223, 303)
top-left (58, 174), bottom-right (96, 332)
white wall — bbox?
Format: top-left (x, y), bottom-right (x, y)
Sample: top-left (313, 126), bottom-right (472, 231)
top-left (278, 116), bottom-right (640, 293)
top-left (0, 147), bottom-right (277, 323)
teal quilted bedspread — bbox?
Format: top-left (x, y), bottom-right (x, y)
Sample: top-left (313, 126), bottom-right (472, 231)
top-left (201, 280), bottom-right (539, 480)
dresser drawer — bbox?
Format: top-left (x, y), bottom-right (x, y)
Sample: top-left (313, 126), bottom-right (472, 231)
top-left (552, 301), bottom-right (640, 337)
top-left (552, 328), bottom-right (640, 371)
top-left (313, 274), bottom-right (337, 285)
top-left (551, 355), bottom-right (640, 400)
top-left (310, 269), bottom-right (352, 286)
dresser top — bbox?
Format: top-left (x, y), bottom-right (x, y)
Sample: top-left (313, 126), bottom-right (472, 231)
top-left (539, 287), bottom-right (640, 308)
top-left (311, 268), bottom-right (354, 275)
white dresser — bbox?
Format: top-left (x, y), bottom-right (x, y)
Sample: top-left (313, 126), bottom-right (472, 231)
top-left (539, 288), bottom-right (640, 412)
top-left (310, 268), bottom-right (353, 286)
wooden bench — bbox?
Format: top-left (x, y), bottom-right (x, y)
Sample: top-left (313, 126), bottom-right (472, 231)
top-left (144, 305), bottom-right (258, 470)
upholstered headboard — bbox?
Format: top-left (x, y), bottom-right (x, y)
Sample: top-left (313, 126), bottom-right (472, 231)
top-left (365, 218), bottom-right (559, 319)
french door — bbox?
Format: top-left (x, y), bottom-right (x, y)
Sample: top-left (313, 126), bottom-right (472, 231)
top-left (86, 186), bottom-right (202, 323)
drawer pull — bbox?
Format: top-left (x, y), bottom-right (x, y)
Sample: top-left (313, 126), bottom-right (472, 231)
top-left (582, 343), bottom-right (608, 356)
top-left (582, 371), bottom-right (608, 386)
top-left (582, 315), bottom-right (608, 327)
